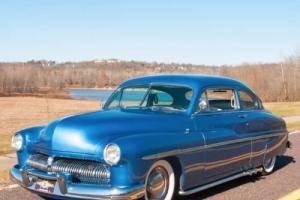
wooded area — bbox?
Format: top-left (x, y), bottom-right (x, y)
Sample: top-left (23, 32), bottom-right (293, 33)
top-left (0, 54), bottom-right (299, 102)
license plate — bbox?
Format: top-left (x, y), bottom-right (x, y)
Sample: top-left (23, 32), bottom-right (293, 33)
top-left (35, 179), bottom-right (55, 194)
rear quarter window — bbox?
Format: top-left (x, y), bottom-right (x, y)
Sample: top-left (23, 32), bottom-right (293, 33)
top-left (239, 90), bottom-right (259, 110)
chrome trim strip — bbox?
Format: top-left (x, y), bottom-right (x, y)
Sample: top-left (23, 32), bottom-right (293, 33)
top-left (142, 131), bottom-right (287, 160)
top-left (178, 167), bottom-right (263, 196)
top-left (249, 139), bottom-right (253, 166)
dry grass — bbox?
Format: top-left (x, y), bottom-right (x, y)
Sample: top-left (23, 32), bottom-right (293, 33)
top-left (264, 102), bottom-right (300, 117)
top-left (0, 98), bottom-right (300, 155)
top-left (264, 102), bottom-right (300, 131)
top-left (0, 97), bottom-right (99, 155)
top-left (287, 121), bottom-right (300, 131)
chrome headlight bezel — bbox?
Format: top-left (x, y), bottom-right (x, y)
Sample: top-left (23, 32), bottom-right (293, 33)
top-left (11, 134), bottom-right (24, 151)
top-left (103, 143), bottom-right (121, 166)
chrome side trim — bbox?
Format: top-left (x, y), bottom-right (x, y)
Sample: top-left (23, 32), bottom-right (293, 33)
top-left (179, 167), bottom-right (263, 196)
top-left (142, 131), bottom-right (286, 160)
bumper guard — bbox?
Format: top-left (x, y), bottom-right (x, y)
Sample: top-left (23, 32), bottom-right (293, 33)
top-left (10, 165), bottom-right (144, 200)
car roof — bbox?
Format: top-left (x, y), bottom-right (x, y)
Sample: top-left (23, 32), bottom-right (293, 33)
top-left (120, 74), bottom-right (252, 92)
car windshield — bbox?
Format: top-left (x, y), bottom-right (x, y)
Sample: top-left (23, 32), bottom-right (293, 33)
top-left (104, 84), bottom-right (193, 112)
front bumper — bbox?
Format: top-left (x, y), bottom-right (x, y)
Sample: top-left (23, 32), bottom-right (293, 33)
top-left (10, 165), bottom-right (144, 200)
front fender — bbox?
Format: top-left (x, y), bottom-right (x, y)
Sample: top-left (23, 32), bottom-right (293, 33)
top-left (110, 130), bottom-right (204, 187)
top-left (15, 126), bottom-right (45, 167)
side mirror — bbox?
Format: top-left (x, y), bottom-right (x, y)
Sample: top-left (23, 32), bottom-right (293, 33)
top-left (199, 99), bottom-right (207, 111)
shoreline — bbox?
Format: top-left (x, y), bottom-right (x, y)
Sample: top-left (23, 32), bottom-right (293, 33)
top-left (0, 87), bottom-right (115, 99)
top-left (68, 87), bottom-right (115, 90)
top-left (0, 92), bottom-right (71, 99)
top-left (0, 89), bottom-right (300, 104)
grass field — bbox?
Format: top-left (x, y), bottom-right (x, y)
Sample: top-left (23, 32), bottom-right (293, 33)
top-left (286, 121), bottom-right (300, 131)
top-left (0, 97), bottom-right (299, 155)
top-left (0, 97), bottom-right (99, 155)
top-left (264, 101), bottom-right (300, 117)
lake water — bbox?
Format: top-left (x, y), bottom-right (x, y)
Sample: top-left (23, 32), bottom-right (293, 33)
top-left (69, 89), bottom-right (114, 101)
top-left (69, 88), bottom-right (173, 102)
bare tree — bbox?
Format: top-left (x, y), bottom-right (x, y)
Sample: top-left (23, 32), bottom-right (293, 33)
top-left (1, 55), bottom-right (300, 102)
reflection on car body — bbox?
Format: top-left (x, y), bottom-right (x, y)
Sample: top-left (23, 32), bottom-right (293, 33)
top-left (10, 75), bottom-right (289, 200)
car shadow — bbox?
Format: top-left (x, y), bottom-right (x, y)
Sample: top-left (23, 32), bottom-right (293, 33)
top-left (180, 155), bottom-right (295, 200)
top-left (275, 155), bottom-right (296, 171)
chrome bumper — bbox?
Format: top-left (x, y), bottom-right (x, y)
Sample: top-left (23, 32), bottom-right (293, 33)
top-left (10, 165), bottom-right (144, 200)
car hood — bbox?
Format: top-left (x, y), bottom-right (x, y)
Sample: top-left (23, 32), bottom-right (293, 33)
top-left (32, 109), bottom-right (190, 158)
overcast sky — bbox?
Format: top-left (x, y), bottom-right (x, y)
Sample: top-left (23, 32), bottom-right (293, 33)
top-left (1, 0), bottom-right (300, 65)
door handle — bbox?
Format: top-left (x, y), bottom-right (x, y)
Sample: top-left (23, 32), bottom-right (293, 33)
top-left (238, 114), bottom-right (247, 118)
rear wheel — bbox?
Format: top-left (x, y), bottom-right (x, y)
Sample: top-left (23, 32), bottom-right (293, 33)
top-left (262, 156), bottom-right (277, 175)
top-left (145, 160), bottom-right (176, 200)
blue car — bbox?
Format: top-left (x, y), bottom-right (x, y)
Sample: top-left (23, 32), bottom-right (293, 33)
top-left (10, 75), bottom-right (289, 200)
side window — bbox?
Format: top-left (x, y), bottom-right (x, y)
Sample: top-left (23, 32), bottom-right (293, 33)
top-left (120, 87), bottom-right (148, 107)
top-left (197, 88), bottom-right (238, 112)
top-left (106, 89), bottom-right (121, 108)
top-left (239, 90), bottom-right (258, 110)
top-left (149, 89), bottom-right (173, 106)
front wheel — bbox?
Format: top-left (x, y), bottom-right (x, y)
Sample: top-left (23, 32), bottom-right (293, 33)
top-left (145, 160), bottom-right (176, 200)
top-left (262, 156), bottom-right (277, 175)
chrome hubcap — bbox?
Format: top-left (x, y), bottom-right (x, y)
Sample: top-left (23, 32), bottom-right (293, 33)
top-left (146, 166), bottom-right (169, 200)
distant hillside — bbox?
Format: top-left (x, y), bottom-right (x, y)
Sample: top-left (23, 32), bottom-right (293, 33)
top-left (0, 57), bottom-right (299, 102)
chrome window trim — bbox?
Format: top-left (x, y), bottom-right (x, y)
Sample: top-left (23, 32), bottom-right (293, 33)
top-left (192, 109), bottom-right (267, 118)
top-left (192, 86), bottom-right (240, 116)
top-left (104, 83), bottom-right (195, 113)
top-left (104, 84), bottom-right (150, 109)
top-left (237, 89), bottom-right (261, 111)
top-left (142, 131), bottom-right (287, 160)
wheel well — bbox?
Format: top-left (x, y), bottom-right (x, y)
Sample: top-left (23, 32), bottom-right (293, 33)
top-left (165, 156), bottom-right (182, 176)
top-left (165, 156), bottom-right (183, 187)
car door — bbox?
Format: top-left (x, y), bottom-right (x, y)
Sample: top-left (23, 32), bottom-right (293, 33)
top-left (193, 87), bottom-right (251, 184)
top-left (237, 89), bottom-right (282, 168)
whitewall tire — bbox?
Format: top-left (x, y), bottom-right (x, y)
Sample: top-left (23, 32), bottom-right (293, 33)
top-left (145, 160), bottom-right (176, 200)
top-left (262, 156), bottom-right (277, 175)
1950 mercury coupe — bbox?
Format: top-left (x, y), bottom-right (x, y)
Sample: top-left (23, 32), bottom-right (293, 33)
top-left (10, 75), bottom-right (289, 200)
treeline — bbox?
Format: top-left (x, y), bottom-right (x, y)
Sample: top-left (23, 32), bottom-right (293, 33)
top-left (0, 55), bottom-right (299, 102)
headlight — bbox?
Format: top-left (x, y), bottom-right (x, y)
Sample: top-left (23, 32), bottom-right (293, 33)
top-left (11, 134), bottom-right (23, 151)
top-left (103, 144), bottom-right (121, 166)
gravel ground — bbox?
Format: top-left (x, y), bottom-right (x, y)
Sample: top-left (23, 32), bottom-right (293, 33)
top-left (0, 133), bottom-right (299, 200)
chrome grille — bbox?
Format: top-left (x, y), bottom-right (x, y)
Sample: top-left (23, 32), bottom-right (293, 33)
top-left (51, 159), bottom-right (110, 179)
top-left (26, 154), bottom-right (110, 184)
top-left (26, 154), bottom-right (48, 171)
